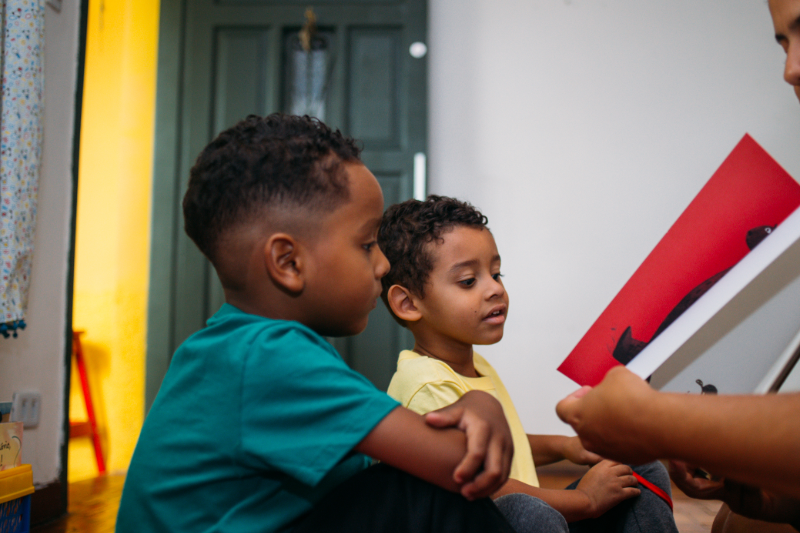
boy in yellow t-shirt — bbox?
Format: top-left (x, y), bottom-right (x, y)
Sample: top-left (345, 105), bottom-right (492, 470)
top-left (379, 195), bottom-right (678, 533)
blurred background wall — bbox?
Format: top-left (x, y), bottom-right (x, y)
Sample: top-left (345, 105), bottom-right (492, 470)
top-left (427, 0), bottom-right (800, 434)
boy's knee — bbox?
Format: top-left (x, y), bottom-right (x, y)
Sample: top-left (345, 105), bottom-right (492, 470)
top-left (494, 493), bottom-right (569, 533)
top-left (633, 460), bottom-right (671, 492)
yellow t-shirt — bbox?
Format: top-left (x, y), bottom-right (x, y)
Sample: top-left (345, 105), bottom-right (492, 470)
top-left (387, 350), bottom-right (539, 487)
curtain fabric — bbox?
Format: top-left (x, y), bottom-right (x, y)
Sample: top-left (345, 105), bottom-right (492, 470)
top-left (0, 0), bottom-right (44, 338)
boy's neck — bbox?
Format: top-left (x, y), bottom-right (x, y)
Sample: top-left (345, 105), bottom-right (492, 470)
top-left (412, 338), bottom-right (479, 378)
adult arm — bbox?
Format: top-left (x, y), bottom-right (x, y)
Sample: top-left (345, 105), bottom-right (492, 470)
top-left (556, 366), bottom-right (800, 500)
top-left (356, 390), bottom-right (513, 500)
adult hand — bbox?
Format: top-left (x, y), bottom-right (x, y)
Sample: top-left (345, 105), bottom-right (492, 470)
top-left (668, 460), bottom-right (725, 501)
top-left (670, 461), bottom-right (800, 528)
top-left (556, 366), bottom-right (660, 464)
top-left (425, 390), bottom-right (513, 500)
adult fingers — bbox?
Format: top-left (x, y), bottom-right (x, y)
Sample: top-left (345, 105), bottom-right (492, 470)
top-left (555, 386), bottom-right (591, 424)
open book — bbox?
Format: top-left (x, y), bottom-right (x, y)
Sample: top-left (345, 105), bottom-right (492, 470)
top-left (558, 134), bottom-right (800, 391)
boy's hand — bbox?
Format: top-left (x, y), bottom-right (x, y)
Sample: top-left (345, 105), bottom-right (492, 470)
top-left (561, 436), bottom-right (603, 466)
top-left (424, 390), bottom-right (513, 500)
top-left (556, 366), bottom-right (660, 464)
top-left (669, 461), bottom-right (800, 527)
top-left (574, 460), bottom-right (641, 519)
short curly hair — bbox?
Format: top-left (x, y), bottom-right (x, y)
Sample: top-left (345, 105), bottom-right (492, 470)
top-left (378, 195), bottom-right (489, 326)
top-left (183, 113), bottom-right (361, 263)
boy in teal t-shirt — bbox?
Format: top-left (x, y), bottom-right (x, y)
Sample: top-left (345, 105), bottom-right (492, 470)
top-left (116, 115), bottom-right (517, 533)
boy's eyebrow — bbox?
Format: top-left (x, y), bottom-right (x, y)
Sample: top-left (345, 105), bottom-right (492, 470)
top-left (776, 13), bottom-right (800, 43)
top-left (360, 216), bottom-right (382, 234)
top-left (447, 255), bottom-right (502, 273)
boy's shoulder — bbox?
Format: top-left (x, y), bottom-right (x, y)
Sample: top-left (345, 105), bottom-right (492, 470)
top-left (394, 350), bottom-right (495, 381)
top-left (395, 350), bottom-right (459, 379)
top-left (389, 350), bottom-right (468, 397)
top-left (170, 303), bottom-right (340, 379)
top-left (195, 303), bottom-right (333, 352)
top-left (388, 351), bottom-right (504, 405)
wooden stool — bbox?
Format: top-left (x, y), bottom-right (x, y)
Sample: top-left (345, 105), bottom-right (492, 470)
top-left (69, 330), bottom-right (106, 474)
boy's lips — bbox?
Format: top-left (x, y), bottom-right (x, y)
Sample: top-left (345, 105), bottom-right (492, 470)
top-left (372, 287), bottom-right (382, 308)
top-left (483, 305), bottom-right (507, 324)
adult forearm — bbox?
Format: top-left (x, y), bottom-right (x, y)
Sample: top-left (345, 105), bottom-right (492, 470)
top-left (558, 367), bottom-right (800, 500)
top-left (644, 392), bottom-right (800, 500)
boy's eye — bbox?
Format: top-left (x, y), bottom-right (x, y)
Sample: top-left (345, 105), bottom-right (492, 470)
top-left (459, 278), bottom-right (476, 287)
top-left (492, 273), bottom-right (503, 282)
top-left (362, 241), bottom-right (377, 252)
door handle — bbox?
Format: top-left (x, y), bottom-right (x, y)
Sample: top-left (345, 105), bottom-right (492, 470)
top-left (414, 152), bottom-right (426, 201)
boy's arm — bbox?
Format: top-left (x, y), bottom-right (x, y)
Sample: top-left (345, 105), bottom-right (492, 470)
top-left (493, 460), bottom-right (640, 522)
top-left (356, 390), bottom-right (513, 500)
top-left (556, 366), bottom-right (800, 500)
top-left (526, 434), bottom-right (602, 467)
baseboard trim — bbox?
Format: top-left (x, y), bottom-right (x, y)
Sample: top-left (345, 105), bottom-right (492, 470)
top-left (30, 479), bottom-right (66, 527)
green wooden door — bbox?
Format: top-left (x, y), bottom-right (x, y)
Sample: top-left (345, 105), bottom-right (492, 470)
top-left (147, 0), bottom-right (426, 410)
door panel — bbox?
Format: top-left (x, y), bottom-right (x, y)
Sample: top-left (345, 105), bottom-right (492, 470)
top-left (214, 29), bottom-right (272, 130)
top-left (147, 0), bottom-right (427, 409)
top-left (349, 28), bottom-right (401, 145)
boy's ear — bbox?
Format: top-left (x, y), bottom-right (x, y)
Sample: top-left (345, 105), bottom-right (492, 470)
top-left (263, 233), bottom-right (304, 294)
top-left (386, 285), bottom-right (422, 323)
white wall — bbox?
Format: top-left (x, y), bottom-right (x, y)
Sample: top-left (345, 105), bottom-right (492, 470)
top-left (429, 0), bottom-right (800, 435)
top-left (0, 2), bottom-right (81, 486)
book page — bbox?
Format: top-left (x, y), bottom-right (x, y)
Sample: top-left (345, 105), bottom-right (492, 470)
top-left (558, 134), bottom-right (800, 386)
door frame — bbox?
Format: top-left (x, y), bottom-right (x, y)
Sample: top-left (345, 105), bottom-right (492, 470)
top-left (146, 0), bottom-right (187, 411)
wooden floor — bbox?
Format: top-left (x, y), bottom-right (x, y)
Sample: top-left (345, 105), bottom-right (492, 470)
top-left (32, 474), bottom-right (125, 533)
top-left (31, 470), bottom-right (721, 533)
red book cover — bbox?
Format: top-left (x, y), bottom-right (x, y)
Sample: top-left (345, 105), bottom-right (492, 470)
top-left (558, 134), bottom-right (800, 386)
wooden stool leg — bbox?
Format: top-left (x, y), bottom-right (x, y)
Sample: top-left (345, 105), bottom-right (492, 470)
top-left (72, 331), bottom-right (106, 475)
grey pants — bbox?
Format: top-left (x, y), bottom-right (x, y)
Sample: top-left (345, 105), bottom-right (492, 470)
top-left (494, 461), bottom-right (678, 533)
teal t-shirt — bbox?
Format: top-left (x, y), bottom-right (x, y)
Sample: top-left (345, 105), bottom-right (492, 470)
top-left (116, 304), bottom-right (400, 533)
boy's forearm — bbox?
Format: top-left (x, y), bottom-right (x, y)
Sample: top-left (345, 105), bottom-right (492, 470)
top-left (494, 479), bottom-right (594, 522)
top-left (356, 398), bottom-right (513, 500)
top-left (356, 407), bottom-right (470, 494)
top-left (527, 434), bottom-right (570, 466)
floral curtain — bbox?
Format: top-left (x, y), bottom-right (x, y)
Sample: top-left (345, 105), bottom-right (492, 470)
top-left (0, 0), bottom-right (45, 338)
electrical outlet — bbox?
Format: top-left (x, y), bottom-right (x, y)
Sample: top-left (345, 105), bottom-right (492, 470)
top-left (11, 392), bottom-right (41, 429)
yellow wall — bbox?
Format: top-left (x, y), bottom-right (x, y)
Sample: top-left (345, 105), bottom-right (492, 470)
top-left (70, 0), bottom-right (160, 482)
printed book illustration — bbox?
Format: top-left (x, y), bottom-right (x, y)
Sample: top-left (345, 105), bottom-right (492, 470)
top-left (558, 134), bottom-right (800, 387)
top-left (0, 422), bottom-right (22, 471)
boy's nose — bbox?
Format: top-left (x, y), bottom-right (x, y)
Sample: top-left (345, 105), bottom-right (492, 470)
top-left (375, 246), bottom-right (390, 279)
top-left (486, 278), bottom-right (505, 299)
top-left (785, 41), bottom-right (800, 89)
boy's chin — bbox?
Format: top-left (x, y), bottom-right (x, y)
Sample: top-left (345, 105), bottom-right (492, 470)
top-left (318, 318), bottom-right (369, 338)
top-left (473, 332), bottom-right (505, 345)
